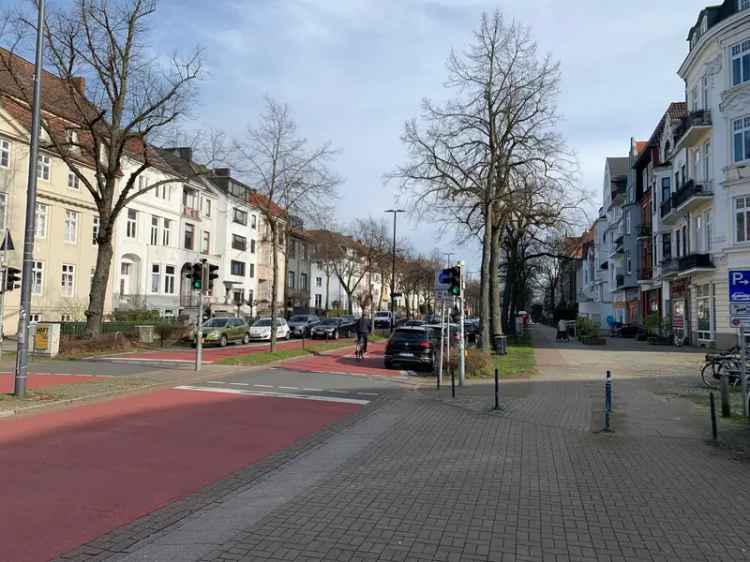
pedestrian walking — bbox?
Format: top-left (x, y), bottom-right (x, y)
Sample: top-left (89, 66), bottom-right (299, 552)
top-left (557, 318), bottom-right (569, 342)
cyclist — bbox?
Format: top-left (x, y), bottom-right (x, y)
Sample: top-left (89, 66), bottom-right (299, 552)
top-left (355, 313), bottom-right (371, 357)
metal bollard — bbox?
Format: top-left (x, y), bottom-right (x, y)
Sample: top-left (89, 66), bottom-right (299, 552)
top-left (720, 373), bottom-right (731, 418)
top-left (710, 392), bottom-right (718, 441)
top-left (603, 370), bottom-right (613, 432)
top-left (451, 364), bottom-right (455, 399)
top-left (494, 368), bottom-right (500, 410)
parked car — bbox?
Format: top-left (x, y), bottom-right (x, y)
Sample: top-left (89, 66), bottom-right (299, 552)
top-left (193, 317), bottom-right (250, 347)
top-left (287, 314), bottom-right (320, 338)
top-left (404, 319), bottom-right (426, 327)
top-left (339, 315), bottom-right (357, 330)
top-left (423, 322), bottom-right (462, 345)
top-left (310, 318), bottom-right (345, 339)
top-left (374, 311), bottom-right (393, 329)
top-left (384, 327), bottom-right (435, 371)
top-left (248, 318), bottom-right (290, 341)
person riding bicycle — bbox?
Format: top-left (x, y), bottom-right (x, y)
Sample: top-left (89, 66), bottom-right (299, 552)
top-left (355, 314), bottom-right (371, 356)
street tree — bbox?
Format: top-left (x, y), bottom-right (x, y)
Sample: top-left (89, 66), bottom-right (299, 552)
top-left (352, 218), bottom-right (391, 316)
top-left (2, 0), bottom-right (206, 335)
top-left (235, 98), bottom-right (340, 350)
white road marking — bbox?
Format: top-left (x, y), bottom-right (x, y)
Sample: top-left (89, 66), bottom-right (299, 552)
top-left (174, 385), bottom-right (370, 405)
top-left (356, 392), bottom-right (379, 396)
top-left (279, 386), bottom-right (299, 390)
top-left (302, 388), bottom-right (322, 392)
top-left (326, 390), bottom-right (351, 395)
top-left (207, 381), bottom-right (226, 385)
top-left (253, 384), bottom-right (274, 389)
top-left (229, 382), bottom-right (249, 386)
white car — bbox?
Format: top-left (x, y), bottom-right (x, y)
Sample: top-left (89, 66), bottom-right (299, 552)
top-left (248, 318), bottom-right (290, 341)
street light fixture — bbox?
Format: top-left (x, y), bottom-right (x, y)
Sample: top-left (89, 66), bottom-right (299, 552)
top-left (385, 209), bottom-right (405, 333)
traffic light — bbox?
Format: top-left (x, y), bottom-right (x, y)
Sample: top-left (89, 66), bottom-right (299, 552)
top-left (207, 263), bottom-right (219, 291)
top-left (5, 267), bottom-right (20, 292)
top-left (447, 266), bottom-right (461, 297)
top-left (188, 262), bottom-right (203, 291)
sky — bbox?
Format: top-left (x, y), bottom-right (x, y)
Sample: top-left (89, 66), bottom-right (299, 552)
top-left (10, 0), bottom-right (711, 273)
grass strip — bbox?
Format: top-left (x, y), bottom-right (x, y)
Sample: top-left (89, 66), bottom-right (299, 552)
top-left (218, 340), bottom-right (354, 366)
top-left (491, 334), bottom-right (537, 380)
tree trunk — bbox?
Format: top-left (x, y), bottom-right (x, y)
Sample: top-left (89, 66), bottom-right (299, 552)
top-left (270, 222), bottom-right (279, 352)
top-left (325, 270), bottom-right (330, 311)
top-left (480, 203), bottom-right (493, 352)
top-left (490, 221), bottom-right (503, 338)
top-left (85, 234), bottom-right (114, 336)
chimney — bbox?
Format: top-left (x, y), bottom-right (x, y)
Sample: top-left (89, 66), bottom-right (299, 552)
top-left (213, 168), bottom-right (231, 177)
top-left (70, 76), bottom-right (86, 95)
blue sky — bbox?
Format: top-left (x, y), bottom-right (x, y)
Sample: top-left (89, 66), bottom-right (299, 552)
top-left (11, 0), bottom-right (712, 272)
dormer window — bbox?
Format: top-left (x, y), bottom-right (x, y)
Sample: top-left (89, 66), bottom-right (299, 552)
top-left (701, 15), bottom-right (708, 34)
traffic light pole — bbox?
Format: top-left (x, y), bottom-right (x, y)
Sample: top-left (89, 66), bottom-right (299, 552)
top-left (14, 0), bottom-right (45, 398)
top-left (458, 261), bottom-right (465, 387)
top-left (195, 260), bottom-right (207, 372)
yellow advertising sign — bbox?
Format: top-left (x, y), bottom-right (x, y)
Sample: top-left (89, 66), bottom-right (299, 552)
top-left (35, 325), bottom-right (49, 351)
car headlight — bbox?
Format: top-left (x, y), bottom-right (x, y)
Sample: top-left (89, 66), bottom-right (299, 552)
top-left (206, 331), bottom-right (220, 339)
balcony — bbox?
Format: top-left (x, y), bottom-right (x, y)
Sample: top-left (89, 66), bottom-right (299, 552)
top-left (182, 207), bottom-right (201, 221)
top-left (671, 179), bottom-right (713, 214)
top-left (637, 224), bottom-right (652, 239)
top-left (678, 253), bottom-right (714, 275)
top-left (674, 110), bottom-right (712, 152)
top-left (661, 258), bottom-right (679, 279)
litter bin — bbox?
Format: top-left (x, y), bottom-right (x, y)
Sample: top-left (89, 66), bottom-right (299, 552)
top-left (493, 334), bottom-right (507, 355)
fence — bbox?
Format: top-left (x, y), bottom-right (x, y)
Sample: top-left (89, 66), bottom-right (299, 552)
top-left (60, 320), bottom-right (176, 338)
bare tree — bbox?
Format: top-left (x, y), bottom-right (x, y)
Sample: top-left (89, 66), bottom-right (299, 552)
top-left (2, 0), bottom-right (207, 335)
top-left (236, 98), bottom-right (340, 350)
top-left (352, 218), bottom-right (391, 317)
top-left (391, 10), bottom-right (573, 351)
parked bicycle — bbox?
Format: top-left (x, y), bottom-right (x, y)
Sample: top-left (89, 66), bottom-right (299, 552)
top-left (701, 346), bottom-right (744, 388)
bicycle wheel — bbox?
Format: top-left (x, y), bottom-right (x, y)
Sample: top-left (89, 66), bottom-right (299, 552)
top-left (701, 361), bottom-right (719, 388)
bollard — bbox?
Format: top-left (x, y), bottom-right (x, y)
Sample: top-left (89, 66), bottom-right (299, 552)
top-left (603, 370), bottom-right (613, 432)
top-left (720, 373), bottom-right (731, 418)
top-left (710, 392), bottom-right (718, 441)
top-left (494, 368), bottom-right (500, 410)
top-left (451, 364), bottom-right (455, 399)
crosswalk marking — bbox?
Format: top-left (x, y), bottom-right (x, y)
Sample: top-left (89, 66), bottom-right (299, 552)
top-left (174, 385), bottom-right (370, 405)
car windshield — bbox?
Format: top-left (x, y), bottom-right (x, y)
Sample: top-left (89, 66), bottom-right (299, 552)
top-left (290, 316), bottom-right (308, 322)
top-left (203, 319), bottom-right (230, 328)
top-left (320, 319), bottom-right (339, 326)
top-left (375, 312), bottom-right (389, 318)
top-left (253, 319), bottom-right (272, 327)
top-left (391, 329), bottom-right (427, 341)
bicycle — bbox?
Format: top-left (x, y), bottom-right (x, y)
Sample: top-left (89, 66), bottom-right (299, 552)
top-left (355, 337), bottom-right (365, 361)
top-left (701, 346), bottom-right (743, 388)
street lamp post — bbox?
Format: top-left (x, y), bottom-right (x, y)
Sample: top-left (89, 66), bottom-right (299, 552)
top-left (385, 209), bottom-right (404, 333)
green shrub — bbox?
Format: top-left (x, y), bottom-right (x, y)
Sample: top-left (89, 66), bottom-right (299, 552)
top-left (112, 309), bottom-right (161, 323)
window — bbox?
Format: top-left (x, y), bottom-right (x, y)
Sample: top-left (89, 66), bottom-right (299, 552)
top-left (697, 284), bottom-right (715, 342)
top-left (162, 219), bottom-right (171, 246)
top-left (31, 261), bottom-right (43, 295)
top-left (732, 40), bottom-right (750, 86)
top-left (232, 234), bottom-right (247, 251)
top-left (61, 264), bottom-right (75, 297)
top-left (736, 196), bottom-right (750, 243)
top-left (675, 229), bottom-right (682, 258)
top-left (184, 223), bottom-right (194, 249)
top-left (163, 309), bottom-right (175, 318)
top-left (741, 0), bottom-right (750, 10)
top-left (165, 265), bottom-right (176, 294)
top-left (682, 224), bottom-right (688, 256)
top-left (301, 273), bottom-right (308, 290)
top-left (201, 231), bottom-right (210, 254)
top-left (151, 264), bottom-right (161, 293)
top-left (203, 198), bottom-right (212, 217)
top-left (67, 171), bottom-right (79, 189)
top-left (138, 175), bottom-right (148, 193)
top-left (249, 263), bottom-right (255, 278)
top-left (29, 314), bottom-right (42, 323)
top-left (64, 210), bottom-right (78, 243)
top-left (230, 260), bottom-right (245, 276)
top-left (690, 85), bottom-right (699, 112)
top-left (661, 177), bottom-right (671, 204)
top-left (316, 276), bottom-right (322, 288)
top-left (156, 183), bottom-right (170, 200)
top-left (625, 249), bottom-right (632, 275)
top-left (315, 294), bottom-right (322, 308)
top-left (289, 239), bottom-right (296, 258)
top-left (734, 117), bottom-right (750, 163)
top-left (625, 212), bottom-right (631, 235)
top-left (150, 216), bottom-right (159, 245)
top-left (60, 314), bottom-right (72, 323)
top-left (233, 208), bottom-right (248, 225)
top-left (38, 155), bottom-right (50, 181)
top-left (662, 233), bottom-right (672, 261)
top-left (693, 148), bottom-right (702, 181)
top-left (288, 270), bottom-right (295, 289)
top-left (0, 138), bottom-right (10, 168)
top-left (702, 76), bottom-right (709, 111)
top-left (250, 239), bottom-right (256, 254)
top-left (251, 215), bottom-right (257, 229)
top-left (92, 216), bottom-right (99, 245)
top-left (704, 142), bottom-right (711, 181)
top-left (126, 208), bottom-right (137, 238)
top-left (694, 215), bottom-right (704, 253)
top-left (705, 210), bottom-right (712, 252)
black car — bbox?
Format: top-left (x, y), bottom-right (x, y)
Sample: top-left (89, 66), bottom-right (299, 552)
top-left (310, 318), bottom-right (344, 339)
top-left (287, 314), bottom-right (320, 338)
top-left (404, 320), bottom-right (426, 327)
top-left (384, 327), bottom-right (435, 371)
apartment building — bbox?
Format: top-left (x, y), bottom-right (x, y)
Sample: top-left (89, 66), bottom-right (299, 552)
top-left (286, 217), bottom-right (313, 314)
top-left (0, 51), bottom-right (113, 332)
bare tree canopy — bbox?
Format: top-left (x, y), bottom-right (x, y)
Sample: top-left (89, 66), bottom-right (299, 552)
top-left (235, 97), bottom-right (340, 350)
top-left (1, 0), bottom-right (208, 335)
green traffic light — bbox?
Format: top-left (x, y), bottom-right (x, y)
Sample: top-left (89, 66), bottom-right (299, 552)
top-left (193, 280), bottom-right (202, 290)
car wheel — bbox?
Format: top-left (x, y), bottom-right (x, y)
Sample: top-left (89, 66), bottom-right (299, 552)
top-left (242, 333), bottom-right (250, 345)
top-left (219, 335), bottom-right (228, 347)
top-left (333, 330), bottom-right (339, 340)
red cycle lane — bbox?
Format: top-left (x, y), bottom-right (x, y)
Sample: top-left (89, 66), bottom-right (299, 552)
top-left (0, 373), bottom-right (104, 394)
top-left (282, 341), bottom-right (399, 377)
top-left (0, 387), bottom-right (360, 562)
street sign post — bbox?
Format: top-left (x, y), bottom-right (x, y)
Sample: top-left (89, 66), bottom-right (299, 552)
top-left (729, 270), bottom-right (750, 416)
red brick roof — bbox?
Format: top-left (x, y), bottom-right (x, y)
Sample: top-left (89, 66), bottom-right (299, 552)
top-left (248, 192), bottom-right (287, 220)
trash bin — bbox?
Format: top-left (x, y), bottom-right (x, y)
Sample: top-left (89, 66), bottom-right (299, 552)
top-left (493, 334), bottom-right (507, 355)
